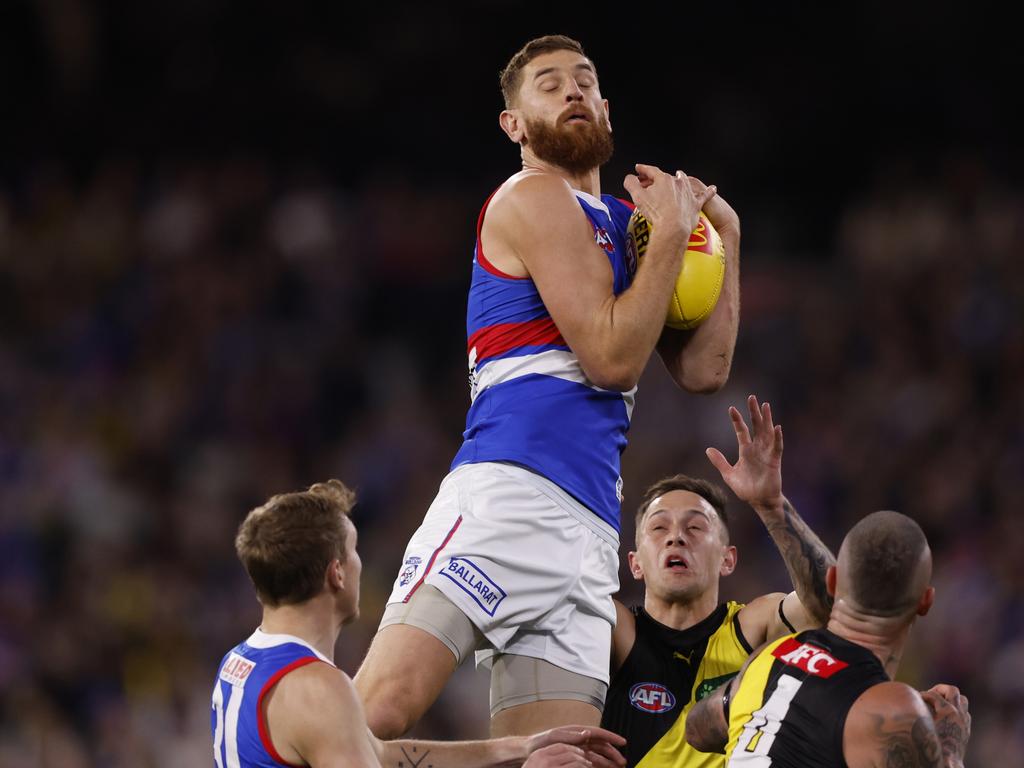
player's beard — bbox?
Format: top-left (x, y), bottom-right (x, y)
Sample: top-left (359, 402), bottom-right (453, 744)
top-left (523, 112), bottom-right (614, 176)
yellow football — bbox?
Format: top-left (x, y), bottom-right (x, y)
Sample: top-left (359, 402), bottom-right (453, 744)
top-left (626, 209), bottom-right (726, 330)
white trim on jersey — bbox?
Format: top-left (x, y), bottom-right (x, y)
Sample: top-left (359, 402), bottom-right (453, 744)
top-left (573, 189), bottom-right (611, 217)
top-left (212, 682), bottom-right (226, 768)
top-left (473, 349), bottom-right (636, 420)
top-left (246, 629), bottom-right (334, 664)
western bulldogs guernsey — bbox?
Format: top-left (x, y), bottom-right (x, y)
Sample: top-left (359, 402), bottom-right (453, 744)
top-left (725, 629), bottom-right (889, 767)
top-left (451, 187), bottom-right (638, 531)
top-left (602, 602), bottom-right (752, 768)
top-left (211, 629), bottom-right (333, 768)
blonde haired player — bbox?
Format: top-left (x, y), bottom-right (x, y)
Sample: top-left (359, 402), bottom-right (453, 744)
top-left (355, 34), bottom-right (741, 739)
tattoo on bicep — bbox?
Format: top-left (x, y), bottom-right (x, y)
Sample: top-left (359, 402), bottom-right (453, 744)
top-left (767, 501), bottom-right (835, 619)
top-left (397, 745), bottom-right (432, 768)
top-left (871, 713), bottom-right (942, 768)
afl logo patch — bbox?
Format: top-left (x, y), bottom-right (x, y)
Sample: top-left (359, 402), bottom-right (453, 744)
top-left (629, 682), bottom-right (676, 713)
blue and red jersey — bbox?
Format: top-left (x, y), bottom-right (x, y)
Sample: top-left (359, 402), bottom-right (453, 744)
top-left (451, 186), bottom-right (638, 531)
top-left (211, 629), bottom-right (333, 768)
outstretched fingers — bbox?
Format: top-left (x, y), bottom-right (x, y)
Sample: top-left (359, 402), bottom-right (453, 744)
top-left (730, 405), bottom-right (752, 446)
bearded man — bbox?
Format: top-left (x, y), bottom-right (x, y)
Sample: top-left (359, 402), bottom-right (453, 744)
top-left (355, 34), bottom-right (742, 740)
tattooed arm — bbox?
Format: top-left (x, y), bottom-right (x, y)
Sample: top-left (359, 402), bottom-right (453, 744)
top-left (920, 685), bottom-right (971, 768)
top-left (378, 726), bottom-right (628, 768)
top-left (264, 662), bottom-right (625, 768)
top-left (685, 675), bottom-right (737, 754)
top-left (707, 395), bottom-right (836, 647)
top-left (843, 682), bottom-right (946, 768)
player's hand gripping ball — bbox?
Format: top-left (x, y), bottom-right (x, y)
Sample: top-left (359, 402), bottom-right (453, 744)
top-left (626, 209), bottom-right (726, 329)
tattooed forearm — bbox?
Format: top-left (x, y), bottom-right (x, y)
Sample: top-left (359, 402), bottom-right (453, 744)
top-left (395, 745), bottom-right (431, 768)
top-left (685, 689), bottom-right (728, 753)
top-left (765, 500), bottom-right (836, 623)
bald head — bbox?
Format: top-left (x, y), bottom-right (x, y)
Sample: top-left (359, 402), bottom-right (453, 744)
top-left (836, 511), bottom-right (932, 618)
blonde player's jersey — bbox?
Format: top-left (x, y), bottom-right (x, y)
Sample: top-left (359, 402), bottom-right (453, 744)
top-left (724, 628), bottom-right (888, 767)
top-left (601, 601), bottom-right (752, 768)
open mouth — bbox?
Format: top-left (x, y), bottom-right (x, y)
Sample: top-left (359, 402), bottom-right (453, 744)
top-left (664, 554), bottom-right (689, 572)
top-left (563, 111), bottom-right (590, 125)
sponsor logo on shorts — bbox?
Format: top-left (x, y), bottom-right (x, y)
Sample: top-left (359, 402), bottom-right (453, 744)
top-left (440, 556), bottom-right (506, 616)
top-left (629, 682), bottom-right (675, 713)
top-left (219, 652), bottom-right (256, 687)
top-left (399, 556), bottom-right (422, 587)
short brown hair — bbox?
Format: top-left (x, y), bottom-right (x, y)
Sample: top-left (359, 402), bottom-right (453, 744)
top-left (499, 35), bottom-right (589, 108)
top-left (635, 475), bottom-right (730, 544)
top-left (844, 510), bottom-right (930, 616)
top-left (235, 479), bottom-right (356, 607)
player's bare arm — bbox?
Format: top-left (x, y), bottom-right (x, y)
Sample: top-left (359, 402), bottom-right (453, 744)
top-left (843, 682), bottom-right (945, 768)
top-left (656, 177), bottom-right (740, 393)
top-left (483, 166), bottom-right (715, 391)
top-left (609, 598), bottom-right (636, 672)
top-left (707, 395), bottom-right (837, 647)
top-left (380, 726), bottom-right (627, 768)
top-left (267, 661), bottom-right (380, 768)
top-left (685, 637), bottom-right (766, 754)
top-left (683, 676), bottom-right (732, 754)
top-left (269, 661), bottom-right (627, 768)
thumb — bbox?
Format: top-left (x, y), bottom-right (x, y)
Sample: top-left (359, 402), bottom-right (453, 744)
top-left (705, 447), bottom-right (732, 477)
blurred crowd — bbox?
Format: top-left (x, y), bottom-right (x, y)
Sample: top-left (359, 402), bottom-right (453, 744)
top-left (0, 157), bottom-right (1021, 766)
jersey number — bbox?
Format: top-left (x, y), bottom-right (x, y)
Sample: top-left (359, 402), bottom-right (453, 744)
top-left (730, 675), bottom-right (802, 765)
top-left (212, 682), bottom-right (244, 767)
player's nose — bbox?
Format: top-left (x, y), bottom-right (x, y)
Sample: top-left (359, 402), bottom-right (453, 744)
top-left (564, 79), bottom-right (584, 100)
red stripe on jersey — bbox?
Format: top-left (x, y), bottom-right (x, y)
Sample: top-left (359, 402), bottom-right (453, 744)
top-left (615, 196), bottom-right (636, 211)
top-left (257, 656), bottom-right (324, 767)
top-left (404, 515), bottom-right (463, 603)
top-left (475, 188), bottom-right (527, 280)
top-left (468, 316), bottom-right (566, 361)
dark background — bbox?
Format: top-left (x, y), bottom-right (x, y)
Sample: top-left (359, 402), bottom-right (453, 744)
top-left (1, 2), bottom-right (1021, 765)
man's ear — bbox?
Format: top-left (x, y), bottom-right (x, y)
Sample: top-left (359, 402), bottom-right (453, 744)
top-left (916, 586), bottom-right (935, 617)
top-left (326, 558), bottom-right (344, 592)
top-left (500, 110), bottom-right (524, 143)
top-left (720, 545), bottom-right (737, 577)
top-left (628, 550), bottom-right (644, 581)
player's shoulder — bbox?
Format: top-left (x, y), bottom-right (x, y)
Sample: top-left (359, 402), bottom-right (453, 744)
top-left (490, 169), bottom-right (578, 217)
top-left (273, 658), bottom-right (355, 709)
top-left (850, 680), bottom-right (929, 718)
top-left (844, 682), bottom-right (939, 767)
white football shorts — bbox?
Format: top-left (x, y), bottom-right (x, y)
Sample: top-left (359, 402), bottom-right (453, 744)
top-left (382, 461), bottom-right (620, 685)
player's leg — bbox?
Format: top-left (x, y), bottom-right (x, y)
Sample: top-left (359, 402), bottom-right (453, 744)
top-left (355, 584), bottom-right (483, 738)
top-left (487, 506), bottom-right (619, 737)
top-left (489, 654), bottom-right (604, 736)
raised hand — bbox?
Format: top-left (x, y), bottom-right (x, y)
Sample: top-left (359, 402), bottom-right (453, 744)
top-left (623, 164), bottom-right (717, 250)
top-left (526, 725), bottom-right (626, 768)
top-left (705, 394), bottom-right (784, 511)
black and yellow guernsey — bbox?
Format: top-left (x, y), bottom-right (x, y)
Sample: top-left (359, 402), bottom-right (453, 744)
top-left (602, 602), bottom-right (752, 768)
top-left (724, 628), bottom-right (888, 767)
